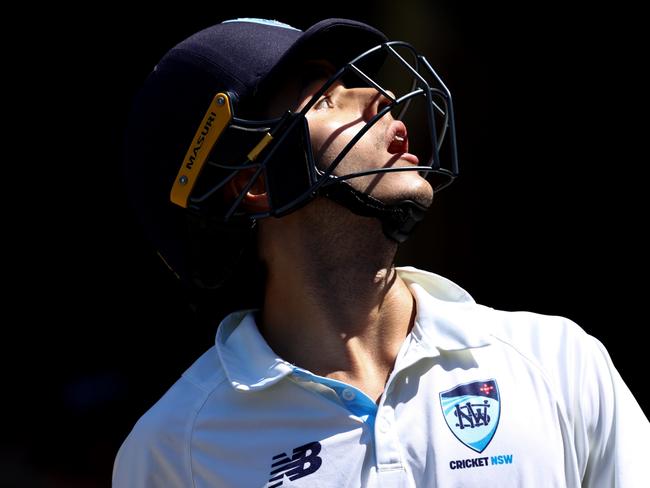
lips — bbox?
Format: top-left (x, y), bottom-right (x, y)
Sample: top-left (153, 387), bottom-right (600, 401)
top-left (386, 120), bottom-right (419, 164)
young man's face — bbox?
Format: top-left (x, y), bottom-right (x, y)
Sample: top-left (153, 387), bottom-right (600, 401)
top-left (270, 60), bottom-right (434, 208)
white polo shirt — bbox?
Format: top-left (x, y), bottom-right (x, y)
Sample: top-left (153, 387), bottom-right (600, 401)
top-left (113, 266), bottom-right (648, 487)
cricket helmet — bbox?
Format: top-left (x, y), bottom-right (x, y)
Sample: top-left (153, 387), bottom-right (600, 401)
top-left (124, 18), bottom-right (458, 288)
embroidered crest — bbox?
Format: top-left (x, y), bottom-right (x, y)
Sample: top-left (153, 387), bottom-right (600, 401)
top-left (439, 379), bottom-right (500, 453)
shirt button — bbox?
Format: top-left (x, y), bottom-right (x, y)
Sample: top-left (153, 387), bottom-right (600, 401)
top-left (341, 388), bottom-right (356, 401)
top-left (378, 419), bottom-right (390, 433)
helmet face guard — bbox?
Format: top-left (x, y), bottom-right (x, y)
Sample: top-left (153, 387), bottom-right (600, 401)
top-left (170, 41), bottom-right (459, 225)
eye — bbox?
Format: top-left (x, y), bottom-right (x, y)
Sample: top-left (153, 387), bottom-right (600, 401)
top-left (313, 96), bottom-right (333, 111)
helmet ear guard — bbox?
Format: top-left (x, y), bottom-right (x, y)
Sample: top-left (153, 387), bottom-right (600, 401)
top-left (263, 114), bottom-right (316, 215)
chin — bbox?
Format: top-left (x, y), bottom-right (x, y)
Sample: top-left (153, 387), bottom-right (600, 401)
top-left (389, 188), bottom-right (434, 208)
top-left (371, 175), bottom-right (434, 208)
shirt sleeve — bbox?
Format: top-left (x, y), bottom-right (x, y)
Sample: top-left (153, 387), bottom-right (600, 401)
top-left (112, 411), bottom-right (192, 488)
top-left (577, 334), bottom-right (649, 488)
top-left (112, 378), bottom-right (203, 488)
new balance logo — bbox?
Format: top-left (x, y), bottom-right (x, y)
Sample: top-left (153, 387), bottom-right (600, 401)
top-left (267, 441), bottom-right (322, 487)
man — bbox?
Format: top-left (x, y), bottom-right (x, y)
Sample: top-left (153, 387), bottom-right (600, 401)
top-left (114, 18), bottom-right (648, 487)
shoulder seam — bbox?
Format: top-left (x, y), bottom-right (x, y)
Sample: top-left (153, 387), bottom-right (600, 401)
top-left (186, 379), bottom-right (228, 487)
top-left (488, 331), bottom-right (554, 381)
top-left (488, 333), bottom-right (568, 416)
top-left (181, 368), bottom-right (228, 394)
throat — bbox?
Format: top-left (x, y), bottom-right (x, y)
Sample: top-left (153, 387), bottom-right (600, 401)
top-left (324, 363), bottom-right (394, 405)
top-left (260, 268), bottom-right (417, 399)
top-left (256, 196), bottom-right (417, 404)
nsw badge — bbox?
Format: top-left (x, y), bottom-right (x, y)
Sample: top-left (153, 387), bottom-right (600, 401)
top-left (439, 379), bottom-right (500, 453)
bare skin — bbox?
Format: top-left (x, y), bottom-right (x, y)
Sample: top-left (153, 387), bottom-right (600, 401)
top-left (234, 61), bottom-right (433, 403)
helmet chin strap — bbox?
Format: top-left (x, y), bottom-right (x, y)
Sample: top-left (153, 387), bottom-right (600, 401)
top-left (320, 180), bottom-right (429, 243)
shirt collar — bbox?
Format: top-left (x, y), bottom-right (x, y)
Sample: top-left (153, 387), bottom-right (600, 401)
top-left (215, 267), bottom-right (491, 391)
top-left (398, 266), bottom-right (492, 355)
top-left (215, 310), bottom-right (293, 391)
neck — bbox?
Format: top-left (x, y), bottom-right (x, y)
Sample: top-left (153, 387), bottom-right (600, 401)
top-left (257, 198), bottom-right (416, 401)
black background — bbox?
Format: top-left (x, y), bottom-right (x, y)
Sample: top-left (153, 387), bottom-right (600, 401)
top-left (6, 2), bottom-right (647, 486)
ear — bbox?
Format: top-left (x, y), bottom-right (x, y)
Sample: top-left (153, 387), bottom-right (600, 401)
top-left (224, 168), bottom-right (270, 212)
